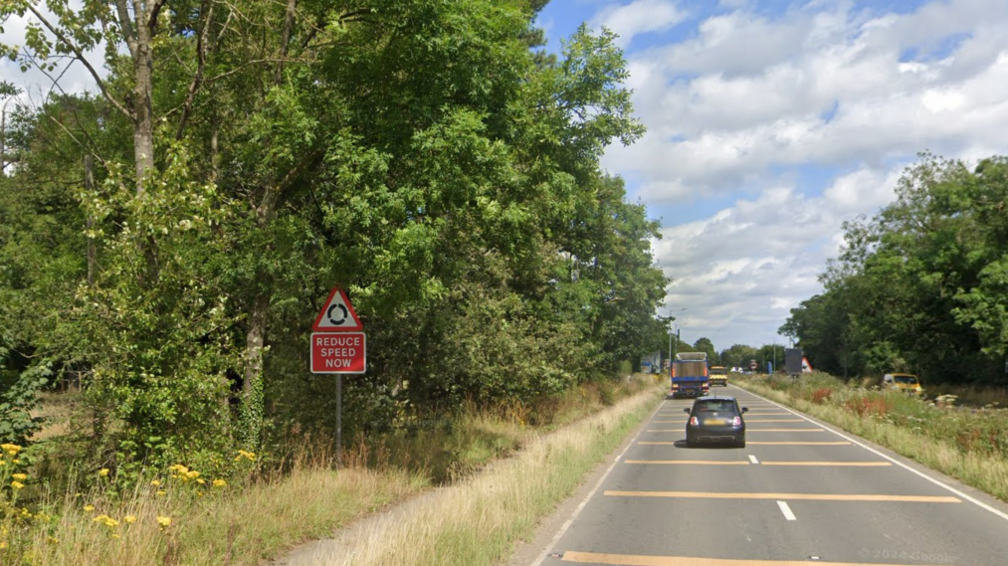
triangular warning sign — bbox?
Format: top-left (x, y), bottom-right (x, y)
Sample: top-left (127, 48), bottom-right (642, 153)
top-left (313, 287), bottom-right (363, 332)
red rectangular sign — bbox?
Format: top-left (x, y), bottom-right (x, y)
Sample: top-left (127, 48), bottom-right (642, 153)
top-left (311, 332), bottom-right (366, 374)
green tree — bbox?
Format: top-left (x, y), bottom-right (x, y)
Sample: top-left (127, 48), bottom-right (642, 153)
top-left (693, 337), bottom-right (719, 365)
top-left (785, 153), bottom-right (1008, 385)
top-left (1, 0), bottom-right (669, 469)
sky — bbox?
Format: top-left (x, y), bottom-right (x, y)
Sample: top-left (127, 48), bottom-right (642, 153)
top-left (536, 0), bottom-right (1008, 352)
top-left (4, 0), bottom-right (1008, 354)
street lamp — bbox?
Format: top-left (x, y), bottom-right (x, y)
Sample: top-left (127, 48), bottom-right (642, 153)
top-left (667, 308), bottom-right (686, 370)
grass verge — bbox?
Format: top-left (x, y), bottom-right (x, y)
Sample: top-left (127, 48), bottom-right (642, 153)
top-left (25, 466), bottom-right (427, 566)
top-left (295, 379), bottom-right (665, 566)
top-left (732, 373), bottom-right (1008, 503)
top-left (9, 374), bottom-right (661, 565)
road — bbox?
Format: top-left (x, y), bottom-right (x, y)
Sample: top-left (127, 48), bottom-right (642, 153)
top-left (528, 385), bottom-right (1008, 566)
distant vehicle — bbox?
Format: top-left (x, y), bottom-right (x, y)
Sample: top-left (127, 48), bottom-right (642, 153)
top-left (684, 396), bottom-right (748, 448)
top-left (709, 365), bottom-right (728, 387)
top-left (883, 373), bottom-right (923, 396)
top-left (671, 352), bottom-right (710, 398)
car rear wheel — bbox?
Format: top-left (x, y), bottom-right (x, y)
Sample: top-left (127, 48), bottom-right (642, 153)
top-left (736, 439), bottom-right (746, 448)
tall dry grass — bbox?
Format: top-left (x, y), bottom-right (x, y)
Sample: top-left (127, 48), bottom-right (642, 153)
top-left (26, 465), bottom-right (427, 566)
top-left (733, 377), bottom-right (1008, 503)
top-left (289, 382), bottom-right (665, 566)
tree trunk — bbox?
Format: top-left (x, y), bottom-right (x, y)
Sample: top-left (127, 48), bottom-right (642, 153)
top-left (132, 27), bottom-right (156, 195)
top-left (240, 292), bottom-right (269, 446)
top-left (239, 0), bottom-right (297, 448)
top-left (210, 117), bottom-right (219, 182)
top-left (240, 183), bottom-right (281, 445)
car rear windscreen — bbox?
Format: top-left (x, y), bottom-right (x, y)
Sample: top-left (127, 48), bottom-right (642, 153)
top-left (695, 400), bottom-right (737, 413)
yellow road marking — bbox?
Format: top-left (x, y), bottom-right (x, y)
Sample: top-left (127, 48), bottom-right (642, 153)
top-left (761, 461), bottom-right (890, 467)
top-left (742, 412), bottom-right (791, 416)
top-left (747, 428), bottom-right (824, 432)
top-left (645, 429), bottom-right (680, 432)
top-left (653, 420), bottom-right (686, 424)
top-left (561, 551), bottom-right (972, 566)
top-left (603, 491), bottom-right (960, 503)
top-left (638, 441), bottom-right (676, 445)
top-left (743, 419), bottom-right (804, 423)
top-left (746, 441), bottom-right (851, 445)
top-left (624, 459), bottom-right (887, 467)
top-left (625, 460), bottom-right (750, 465)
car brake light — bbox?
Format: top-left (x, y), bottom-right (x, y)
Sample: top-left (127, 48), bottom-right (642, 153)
top-left (689, 417), bottom-right (698, 426)
top-left (732, 416), bottom-right (741, 426)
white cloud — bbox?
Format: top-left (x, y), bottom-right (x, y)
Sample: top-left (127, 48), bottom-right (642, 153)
top-left (604, 0), bottom-right (1008, 209)
top-left (591, 0), bottom-right (688, 46)
top-left (651, 164), bottom-right (903, 348)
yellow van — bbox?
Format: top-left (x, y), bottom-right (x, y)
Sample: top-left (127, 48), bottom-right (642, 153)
top-left (883, 373), bottom-right (923, 396)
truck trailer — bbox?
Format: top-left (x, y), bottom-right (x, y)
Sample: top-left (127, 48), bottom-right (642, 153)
top-left (671, 352), bottom-right (710, 398)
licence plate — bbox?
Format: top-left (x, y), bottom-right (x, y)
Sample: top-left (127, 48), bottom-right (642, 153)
top-left (705, 418), bottom-right (727, 425)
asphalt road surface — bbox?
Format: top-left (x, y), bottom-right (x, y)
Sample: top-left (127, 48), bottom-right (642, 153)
top-left (529, 385), bottom-right (1008, 566)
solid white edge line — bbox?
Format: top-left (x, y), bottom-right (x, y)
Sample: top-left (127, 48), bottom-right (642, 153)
top-left (748, 454), bottom-right (759, 464)
top-left (529, 397), bottom-right (667, 566)
top-left (777, 500), bottom-right (797, 521)
top-left (731, 385), bottom-right (1008, 523)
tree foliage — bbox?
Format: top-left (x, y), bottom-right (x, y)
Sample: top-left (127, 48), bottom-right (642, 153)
top-left (0, 0), bottom-right (669, 466)
top-left (782, 154), bottom-right (1008, 385)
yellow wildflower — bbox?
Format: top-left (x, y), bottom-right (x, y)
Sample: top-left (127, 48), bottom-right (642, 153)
top-left (196, 478), bottom-right (205, 485)
top-left (103, 517), bottom-right (119, 528)
top-left (47, 536), bottom-right (59, 544)
top-left (10, 481), bottom-right (23, 490)
top-left (186, 470), bottom-right (200, 480)
top-left (10, 474), bottom-right (26, 481)
top-left (112, 534), bottom-right (120, 539)
top-left (156, 516), bottom-right (171, 529)
top-left (83, 505), bottom-right (95, 512)
top-left (124, 515), bottom-right (137, 524)
top-left (0, 541), bottom-right (6, 549)
top-left (93, 514), bottom-right (110, 523)
top-left (0, 443), bottom-right (20, 456)
top-left (98, 468), bottom-right (110, 477)
top-left (156, 490), bottom-right (166, 497)
top-left (11, 460), bottom-right (18, 464)
top-left (212, 479), bottom-right (227, 488)
top-left (150, 479), bottom-right (161, 487)
top-left (235, 450), bottom-right (256, 462)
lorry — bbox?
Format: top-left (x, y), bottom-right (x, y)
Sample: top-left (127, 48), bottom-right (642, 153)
top-left (671, 352), bottom-right (710, 398)
top-left (709, 365), bottom-right (728, 387)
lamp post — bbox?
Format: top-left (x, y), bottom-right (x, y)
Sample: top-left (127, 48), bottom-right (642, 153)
top-left (667, 308), bottom-right (686, 369)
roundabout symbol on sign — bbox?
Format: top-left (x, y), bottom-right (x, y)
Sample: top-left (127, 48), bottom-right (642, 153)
top-left (327, 303), bottom-right (348, 326)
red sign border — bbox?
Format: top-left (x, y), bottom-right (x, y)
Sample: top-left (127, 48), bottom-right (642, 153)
top-left (312, 287), bottom-right (363, 332)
